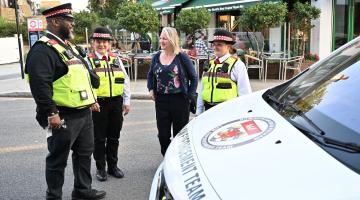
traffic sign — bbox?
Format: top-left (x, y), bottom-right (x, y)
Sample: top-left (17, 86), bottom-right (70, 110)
top-left (27, 18), bottom-right (43, 32)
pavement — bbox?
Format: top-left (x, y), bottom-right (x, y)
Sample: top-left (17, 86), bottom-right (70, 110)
top-left (0, 62), bottom-right (284, 98)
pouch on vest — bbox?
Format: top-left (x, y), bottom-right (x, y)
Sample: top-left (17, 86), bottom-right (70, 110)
top-left (112, 58), bottom-right (121, 68)
top-left (93, 58), bottom-right (101, 68)
top-left (216, 83), bottom-right (232, 89)
top-left (75, 46), bottom-right (87, 58)
top-left (114, 77), bottom-right (125, 84)
top-left (64, 49), bottom-right (74, 60)
top-left (221, 63), bottom-right (229, 73)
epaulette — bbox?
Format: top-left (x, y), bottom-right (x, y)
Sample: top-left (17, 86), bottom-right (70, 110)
top-left (48, 39), bottom-right (58, 45)
top-left (87, 53), bottom-right (96, 58)
top-left (108, 52), bottom-right (118, 58)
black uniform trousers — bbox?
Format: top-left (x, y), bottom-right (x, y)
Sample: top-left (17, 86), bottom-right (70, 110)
top-left (46, 109), bottom-right (94, 200)
top-left (204, 102), bottom-right (217, 111)
top-left (92, 96), bottom-right (123, 170)
top-left (155, 93), bottom-right (190, 155)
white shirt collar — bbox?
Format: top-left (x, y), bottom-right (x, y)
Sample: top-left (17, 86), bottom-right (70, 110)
top-left (95, 51), bottom-right (108, 60)
top-left (217, 53), bottom-right (230, 63)
top-left (46, 30), bottom-right (66, 45)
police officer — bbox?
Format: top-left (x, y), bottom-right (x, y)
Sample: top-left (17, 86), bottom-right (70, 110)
top-left (87, 27), bottom-right (131, 181)
top-left (196, 29), bottom-right (252, 115)
top-left (25, 3), bottom-right (106, 200)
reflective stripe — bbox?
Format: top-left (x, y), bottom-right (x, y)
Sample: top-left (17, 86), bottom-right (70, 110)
top-left (88, 55), bottom-right (125, 98)
top-left (26, 36), bottom-right (96, 108)
top-left (93, 68), bottom-right (123, 73)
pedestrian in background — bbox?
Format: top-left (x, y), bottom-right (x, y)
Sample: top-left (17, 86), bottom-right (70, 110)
top-left (147, 27), bottom-right (198, 155)
top-left (194, 31), bottom-right (209, 55)
top-left (87, 27), bottom-right (131, 182)
top-left (25, 3), bottom-right (106, 199)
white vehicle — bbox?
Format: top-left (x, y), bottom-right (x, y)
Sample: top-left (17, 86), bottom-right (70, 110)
top-left (149, 36), bottom-right (360, 200)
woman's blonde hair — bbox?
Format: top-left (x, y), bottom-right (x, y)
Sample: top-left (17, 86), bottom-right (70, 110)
top-left (161, 27), bottom-right (180, 55)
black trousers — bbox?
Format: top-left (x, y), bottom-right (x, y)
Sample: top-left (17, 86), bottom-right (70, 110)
top-left (204, 102), bottom-right (217, 111)
top-left (46, 109), bottom-right (94, 200)
top-left (155, 94), bottom-right (189, 155)
top-left (92, 96), bottom-right (123, 170)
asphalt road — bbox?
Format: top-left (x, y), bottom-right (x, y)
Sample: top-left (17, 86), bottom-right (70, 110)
top-left (0, 98), bottom-right (163, 200)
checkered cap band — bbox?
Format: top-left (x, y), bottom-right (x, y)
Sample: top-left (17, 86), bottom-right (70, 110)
top-left (44, 9), bottom-right (72, 17)
top-left (92, 33), bottom-right (112, 39)
top-left (213, 35), bottom-right (233, 42)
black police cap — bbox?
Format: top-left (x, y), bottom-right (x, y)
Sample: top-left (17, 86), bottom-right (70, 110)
top-left (91, 27), bottom-right (113, 40)
top-left (209, 29), bottom-right (235, 45)
top-left (42, 3), bottom-right (73, 19)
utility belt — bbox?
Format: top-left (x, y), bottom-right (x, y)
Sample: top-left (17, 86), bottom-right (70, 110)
top-left (204, 101), bottom-right (218, 110)
top-left (204, 101), bottom-right (218, 106)
top-left (97, 95), bottom-right (123, 102)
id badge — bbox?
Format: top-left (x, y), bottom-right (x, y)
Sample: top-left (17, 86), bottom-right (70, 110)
top-left (80, 90), bottom-right (88, 100)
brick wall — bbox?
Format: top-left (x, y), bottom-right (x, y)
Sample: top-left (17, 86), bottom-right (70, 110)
top-left (0, 7), bottom-right (16, 21)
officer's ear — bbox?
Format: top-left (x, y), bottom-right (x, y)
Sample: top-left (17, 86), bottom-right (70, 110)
top-left (47, 17), bottom-right (62, 28)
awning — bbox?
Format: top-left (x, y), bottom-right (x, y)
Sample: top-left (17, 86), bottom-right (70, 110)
top-left (183, 0), bottom-right (272, 12)
top-left (152, 0), bottom-right (190, 15)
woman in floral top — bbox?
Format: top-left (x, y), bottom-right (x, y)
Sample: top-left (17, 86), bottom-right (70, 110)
top-left (147, 27), bottom-right (198, 155)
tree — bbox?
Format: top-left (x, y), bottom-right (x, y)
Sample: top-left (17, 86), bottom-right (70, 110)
top-left (175, 8), bottom-right (211, 35)
top-left (99, 17), bottom-right (119, 31)
top-left (88, 0), bottom-right (126, 31)
top-left (238, 2), bottom-right (288, 53)
top-left (291, 2), bottom-right (321, 56)
top-left (116, 1), bottom-right (159, 36)
top-left (73, 11), bottom-right (99, 43)
top-left (239, 2), bottom-right (288, 32)
top-left (88, 0), bottom-right (125, 19)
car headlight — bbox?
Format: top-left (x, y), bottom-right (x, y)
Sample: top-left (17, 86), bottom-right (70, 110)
top-left (156, 169), bottom-right (174, 200)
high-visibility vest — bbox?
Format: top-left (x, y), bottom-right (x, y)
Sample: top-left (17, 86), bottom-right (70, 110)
top-left (201, 56), bottom-right (238, 103)
top-left (88, 52), bottom-right (125, 98)
top-left (26, 36), bottom-right (96, 108)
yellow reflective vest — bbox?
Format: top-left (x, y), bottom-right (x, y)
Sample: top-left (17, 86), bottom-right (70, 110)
top-left (201, 56), bottom-right (238, 103)
top-left (25, 36), bottom-right (96, 108)
top-left (88, 53), bottom-right (125, 98)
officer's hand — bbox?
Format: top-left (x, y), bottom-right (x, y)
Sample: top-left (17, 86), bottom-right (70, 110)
top-left (48, 114), bottom-right (61, 129)
top-left (123, 105), bottom-right (130, 116)
top-left (149, 90), bottom-right (155, 101)
top-left (91, 103), bottom-right (101, 112)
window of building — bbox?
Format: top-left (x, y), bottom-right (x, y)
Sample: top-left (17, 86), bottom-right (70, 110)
top-left (333, 0), bottom-right (349, 50)
top-left (354, 0), bottom-right (360, 38)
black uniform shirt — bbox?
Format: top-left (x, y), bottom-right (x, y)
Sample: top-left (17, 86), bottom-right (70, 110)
top-left (25, 33), bottom-right (88, 128)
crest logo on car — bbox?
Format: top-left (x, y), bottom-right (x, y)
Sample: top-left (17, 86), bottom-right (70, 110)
top-left (202, 117), bottom-right (275, 150)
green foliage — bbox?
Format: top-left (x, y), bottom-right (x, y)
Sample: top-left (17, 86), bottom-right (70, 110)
top-left (175, 7), bottom-right (211, 35)
top-left (238, 2), bottom-right (288, 31)
top-left (0, 17), bottom-right (28, 43)
top-left (291, 2), bottom-right (320, 56)
top-left (292, 2), bottom-right (321, 33)
top-left (88, 0), bottom-right (125, 19)
top-left (99, 17), bottom-right (119, 31)
top-left (73, 11), bottom-right (99, 44)
top-left (88, 0), bottom-right (126, 31)
top-left (116, 1), bottom-right (159, 36)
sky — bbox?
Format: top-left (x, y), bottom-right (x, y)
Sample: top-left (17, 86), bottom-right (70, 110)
top-left (62, 0), bottom-right (89, 12)
top-left (32, 0), bottom-right (89, 12)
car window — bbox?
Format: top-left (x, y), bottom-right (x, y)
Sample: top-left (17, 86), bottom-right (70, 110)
top-left (269, 38), bottom-right (360, 174)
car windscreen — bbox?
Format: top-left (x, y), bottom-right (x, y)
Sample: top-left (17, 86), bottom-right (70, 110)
top-left (269, 38), bottom-right (360, 174)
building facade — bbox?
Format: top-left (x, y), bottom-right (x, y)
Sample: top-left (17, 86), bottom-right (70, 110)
top-left (0, 0), bottom-right (37, 22)
top-left (310, 0), bottom-right (360, 59)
